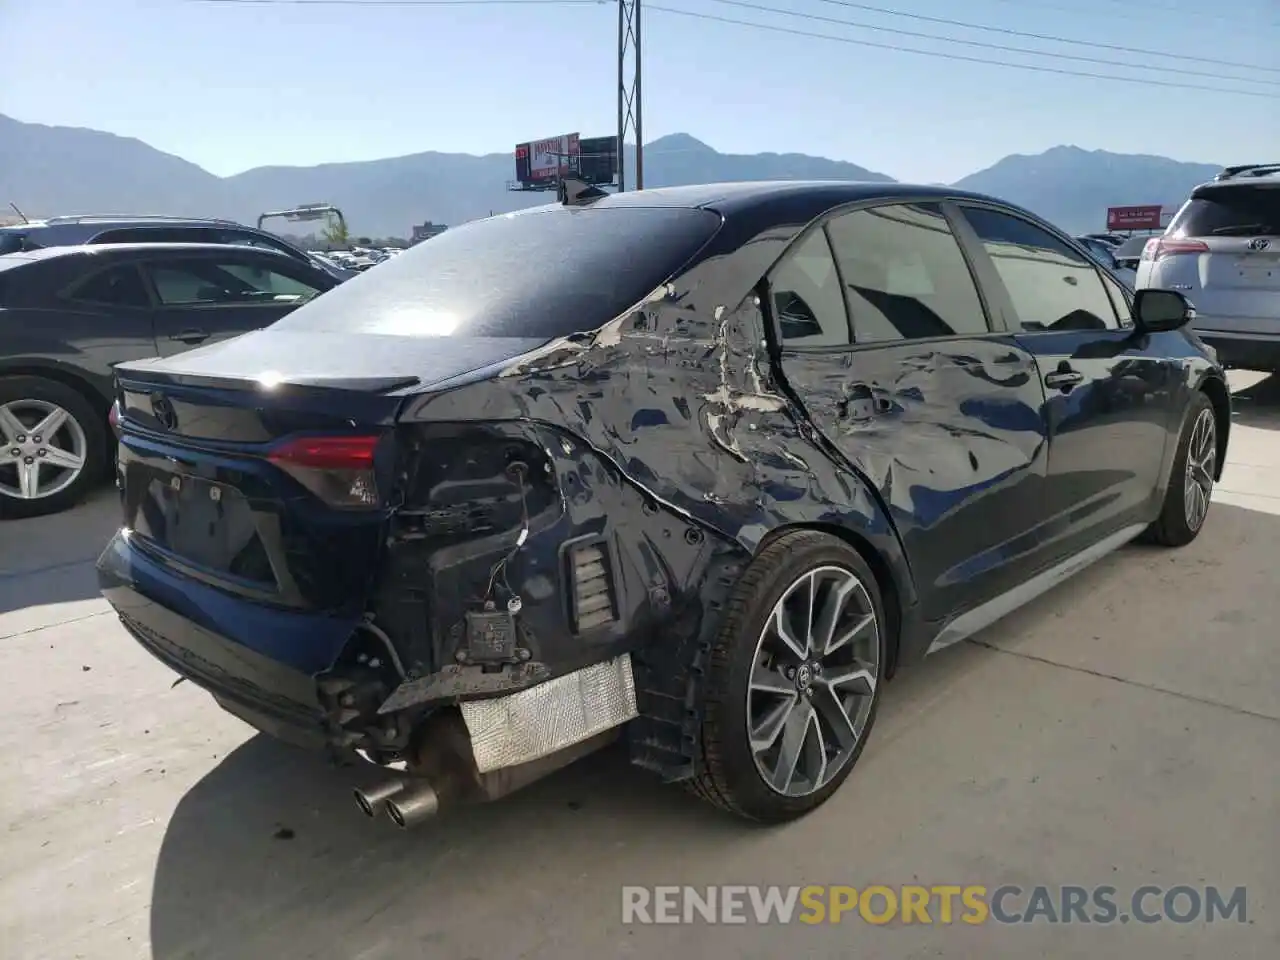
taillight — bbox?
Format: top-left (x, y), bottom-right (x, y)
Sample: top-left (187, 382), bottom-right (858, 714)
top-left (267, 434), bottom-right (383, 508)
top-left (1144, 237), bottom-right (1209, 261)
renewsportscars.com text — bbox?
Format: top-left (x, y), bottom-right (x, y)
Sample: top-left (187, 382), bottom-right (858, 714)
top-left (621, 884), bottom-right (1248, 926)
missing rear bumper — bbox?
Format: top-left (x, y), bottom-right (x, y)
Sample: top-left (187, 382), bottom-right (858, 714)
top-left (459, 653), bottom-right (638, 773)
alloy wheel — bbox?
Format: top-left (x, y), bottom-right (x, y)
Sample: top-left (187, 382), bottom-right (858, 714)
top-left (0, 399), bottom-right (89, 501)
top-left (1183, 408), bottom-right (1216, 533)
top-left (747, 565), bottom-right (880, 797)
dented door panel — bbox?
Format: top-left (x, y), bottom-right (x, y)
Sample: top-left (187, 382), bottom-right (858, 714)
top-left (780, 337), bottom-right (1051, 623)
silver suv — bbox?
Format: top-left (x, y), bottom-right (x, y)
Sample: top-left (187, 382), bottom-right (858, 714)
top-left (1135, 163), bottom-right (1280, 372)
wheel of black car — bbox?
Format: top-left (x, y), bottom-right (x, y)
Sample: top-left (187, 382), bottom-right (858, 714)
top-left (689, 530), bottom-right (886, 823)
top-left (1143, 391), bottom-right (1217, 548)
top-left (0, 376), bottom-right (107, 520)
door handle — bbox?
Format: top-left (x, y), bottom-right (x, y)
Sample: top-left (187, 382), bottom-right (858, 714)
top-left (1044, 369), bottom-right (1084, 390)
top-left (169, 329), bottom-right (209, 344)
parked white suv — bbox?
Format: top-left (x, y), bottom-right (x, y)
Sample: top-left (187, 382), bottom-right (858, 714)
top-left (1135, 163), bottom-right (1280, 372)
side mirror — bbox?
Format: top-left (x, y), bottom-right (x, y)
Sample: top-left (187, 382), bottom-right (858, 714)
top-left (1132, 288), bottom-right (1194, 333)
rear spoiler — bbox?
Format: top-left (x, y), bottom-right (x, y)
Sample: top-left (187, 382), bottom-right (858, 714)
top-left (1214, 162), bottom-right (1280, 181)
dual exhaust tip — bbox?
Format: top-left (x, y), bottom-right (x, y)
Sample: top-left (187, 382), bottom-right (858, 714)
top-left (353, 778), bottom-right (440, 829)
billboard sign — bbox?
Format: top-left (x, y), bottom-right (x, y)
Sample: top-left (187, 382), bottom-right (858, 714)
top-left (577, 136), bottom-right (619, 186)
top-left (1106, 204), bottom-right (1164, 231)
top-left (515, 133), bottom-right (581, 187)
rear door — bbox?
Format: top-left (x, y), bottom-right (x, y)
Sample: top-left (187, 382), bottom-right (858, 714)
top-left (954, 203), bottom-right (1182, 564)
top-left (138, 253), bottom-right (330, 355)
top-left (1156, 183), bottom-right (1280, 335)
top-left (770, 201), bottom-right (1052, 622)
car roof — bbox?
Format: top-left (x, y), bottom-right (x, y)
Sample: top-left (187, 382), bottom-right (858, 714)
top-left (0, 242), bottom-right (295, 263)
top-left (546, 180), bottom-right (1010, 215)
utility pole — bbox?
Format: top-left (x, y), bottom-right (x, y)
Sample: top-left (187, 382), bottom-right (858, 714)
top-left (617, 0), bottom-right (642, 191)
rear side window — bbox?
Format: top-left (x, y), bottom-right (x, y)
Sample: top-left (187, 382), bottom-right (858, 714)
top-left (68, 265), bottom-right (152, 308)
top-left (270, 206), bottom-right (722, 339)
top-left (769, 230), bottom-right (850, 346)
top-left (1169, 187), bottom-right (1280, 238)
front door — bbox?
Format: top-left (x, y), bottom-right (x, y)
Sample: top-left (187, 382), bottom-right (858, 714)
top-left (954, 204), bottom-right (1181, 563)
top-left (767, 201), bottom-right (1052, 623)
top-left (139, 255), bottom-right (326, 356)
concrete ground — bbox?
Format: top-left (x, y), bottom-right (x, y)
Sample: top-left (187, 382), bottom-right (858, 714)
top-left (1, 373), bottom-right (1277, 960)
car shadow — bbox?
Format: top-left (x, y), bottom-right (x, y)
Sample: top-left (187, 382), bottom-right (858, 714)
top-left (147, 735), bottom-right (737, 958)
top-left (0, 486), bottom-right (119, 613)
top-left (147, 643), bottom-right (985, 959)
top-left (1229, 372), bottom-right (1280, 431)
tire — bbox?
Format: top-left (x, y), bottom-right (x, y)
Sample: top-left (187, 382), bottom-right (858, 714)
top-left (688, 530), bottom-right (888, 823)
top-left (1143, 391), bottom-right (1217, 548)
top-left (0, 375), bottom-right (108, 520)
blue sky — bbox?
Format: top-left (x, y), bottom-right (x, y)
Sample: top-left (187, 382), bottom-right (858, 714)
top-left (1, 0), bottom-right (1277, 182)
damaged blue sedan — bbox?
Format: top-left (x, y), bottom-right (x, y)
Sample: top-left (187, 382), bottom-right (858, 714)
top-left (98, 181), bottom-right (1228, 825)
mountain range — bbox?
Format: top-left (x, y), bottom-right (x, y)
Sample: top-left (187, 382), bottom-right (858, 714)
top-left (0, 113), bottom-right (1223, 238)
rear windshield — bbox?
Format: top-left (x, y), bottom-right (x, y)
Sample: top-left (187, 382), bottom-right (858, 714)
top-left (270, 205), bottom-right (722, 339)
top-left (1170, 186), bottom-right (1280, 238)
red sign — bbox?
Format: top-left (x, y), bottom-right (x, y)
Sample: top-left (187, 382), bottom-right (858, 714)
top-left (1106, 205), bottom-right (1164, 231)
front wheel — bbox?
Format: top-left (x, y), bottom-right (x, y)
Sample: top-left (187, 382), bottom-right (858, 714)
top-left (688, 530), bottom-right (887, 823)
top-left (1143, 391), bottom-right (1217, 548)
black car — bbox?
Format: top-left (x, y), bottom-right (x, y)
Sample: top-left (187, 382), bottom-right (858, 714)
top-left (0, 214), bottom-right (356, 283)
top-left (96, 183), bottom-right (1228, 826)
top-left (0, 243), bottom-right (338, 518)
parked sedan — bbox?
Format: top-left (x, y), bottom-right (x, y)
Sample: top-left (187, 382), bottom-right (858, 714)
top-left (0, 243), bottom-right (337, 518)
top-left (97, 183), bottom-right (1228, 827)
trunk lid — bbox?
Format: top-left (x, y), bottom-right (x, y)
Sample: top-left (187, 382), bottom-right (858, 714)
top-left (113, 328), bottom-right (545, 613)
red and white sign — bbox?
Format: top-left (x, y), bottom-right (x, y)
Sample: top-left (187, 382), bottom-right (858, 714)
top-left (528, 133), bottom-right (580, 181)
top-left (1106, 205), bottom-right (1164, 231)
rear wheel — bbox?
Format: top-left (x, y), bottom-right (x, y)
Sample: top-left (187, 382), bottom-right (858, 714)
top-left (1144, 391), bottom-right (1217, 548)
top-left (688, 530), bottom-right (886, 823)
top-left (0, 376), bottom-right (107, 520)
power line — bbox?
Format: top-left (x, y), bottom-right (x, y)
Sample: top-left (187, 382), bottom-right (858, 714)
top-left (977, 0), bottom-right (1279, 30)
top-left (706, 0), bottom-right (1280, 87)
top-left (806, 0), bottom-right (1280, 74)
top-left (646, 5), bottom-right (1278, 99)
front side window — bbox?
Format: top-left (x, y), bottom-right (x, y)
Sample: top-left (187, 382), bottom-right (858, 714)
top-left (0, 231), bottom-right (36, 255)
top-left (145, 259), bottom-right (322, 306)
top-left (213, 230), bottom-right (304, 260)
top-left (768, 229), bottom-right (850, 346)
top-left (92, 227), bottom-right (203, 245)
top-left (825, 203), bottom-right (990, 343)
top-left (1100, 271), bottom-right (1132, 328)
top-left (67, 265), bottom-right (151, 308)
top-left (961, 206), bottom-right (1119, 332)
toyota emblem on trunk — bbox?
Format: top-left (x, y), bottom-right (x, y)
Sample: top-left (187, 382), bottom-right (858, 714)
top-left (150, 392), bottom-right (178, 431)
top-left (1248, 238), bottom-right (1270, 251)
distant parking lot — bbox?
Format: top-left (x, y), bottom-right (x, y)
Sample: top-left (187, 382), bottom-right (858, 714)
top-left (1, 373), bottom-right (1277, 959)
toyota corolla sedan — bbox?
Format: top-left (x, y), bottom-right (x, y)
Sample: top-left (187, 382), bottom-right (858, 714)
top-left (97, 182), bottom-right (1228, 827)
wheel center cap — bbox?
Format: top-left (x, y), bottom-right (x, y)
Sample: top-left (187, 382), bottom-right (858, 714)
top-left (794, 663), bottom-right (814, 692)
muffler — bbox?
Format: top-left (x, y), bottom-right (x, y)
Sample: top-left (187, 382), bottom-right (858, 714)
top-left (385, 781), bottom-right (441, 829)
top-left (353, 779), bottom-right (406, 818)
